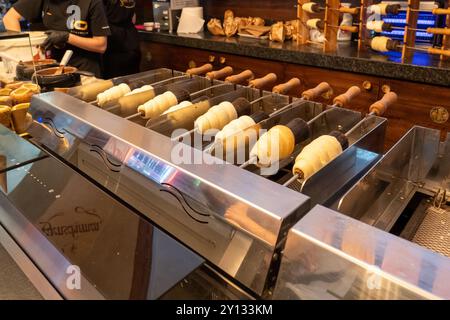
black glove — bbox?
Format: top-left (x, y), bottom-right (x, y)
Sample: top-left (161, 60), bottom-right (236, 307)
top-left (42, 30), bottom-right (70, 51)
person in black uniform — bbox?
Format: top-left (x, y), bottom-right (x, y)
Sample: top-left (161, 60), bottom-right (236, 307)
top-left (3, 0), bottom-right (111, 77)
top-left (102, 0), bottom-right (140, 79)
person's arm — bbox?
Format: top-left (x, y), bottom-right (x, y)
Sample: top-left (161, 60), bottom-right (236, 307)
top-left (3, 7), bottom-right (23, 31)
top-left (68, 34), bottom-right (107, 53)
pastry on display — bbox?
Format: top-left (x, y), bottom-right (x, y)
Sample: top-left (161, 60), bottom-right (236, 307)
top-left (270, 22), bottom-right (286, 43)
top-left (207, 18), bottom-right (225, 36)
top-left (0, 105), bottom-right (12, 128)
top-left (10, 103), bottom-right (33, 134)
top-left (138, 89), bottom-right (190, 119)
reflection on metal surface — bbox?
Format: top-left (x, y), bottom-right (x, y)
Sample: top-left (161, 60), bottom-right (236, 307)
top-left (274, 205), bottom-right (450, 300)
top-left (0, 156), bottom-right (203, 299)
top-left (28, 91), bottom-right (310, 296)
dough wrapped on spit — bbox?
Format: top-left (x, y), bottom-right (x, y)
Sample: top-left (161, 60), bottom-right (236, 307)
top-left (215, 111), bottom-right (268, 143)
top-left (138, 89), bottom-right (190, 119)
top-left (250, 118), bottom-right (311, 167)
top-left (293, 131), bottom-right (348, 180)
top-left (214, 111), bottom-right (268, 158)
top-left (97, 83), bottom-right (131, 107)
top-left (68, 80), bottom-right (114, 102)
top-left (194, 97), bottom-right (251, 133)
top-left (163, 100), bottom-right (193, 115)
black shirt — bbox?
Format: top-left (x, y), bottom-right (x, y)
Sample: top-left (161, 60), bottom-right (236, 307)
top-left (13, 0), bottom-right (111, 76)
top-left (102, 0), bottom-right (138, 52)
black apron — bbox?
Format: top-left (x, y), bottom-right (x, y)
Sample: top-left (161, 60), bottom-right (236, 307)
top-left (102, 0), bottom-right (140, 79)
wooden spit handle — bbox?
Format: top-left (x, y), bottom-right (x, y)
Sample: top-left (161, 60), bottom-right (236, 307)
top-left (340, 25), bottom-right (359, 33)
top-left (186, 63), bottom-right (213, 76)
top-left (225, 70), bottom-right (255, 84)
top-left (272, 78), bottom-right (301, 94)
top-left (426, 28), bottom-right (450, 36)
top-left (333, 86), bottom-right (361, 107)
top-left (428, 47), bottom-right (450, 57)
top-left (206, 66), bottom-right (234, 80)
top-left (302, 82), bottom-right (333, 100)
top-left (248, 73), bottom-right (278, 89)
top-left (432, 8), bottom-right (450, 15)
top-left (339, 7), bottom-right (359, 15)
top-left (369, 92), bottom-right (398, 116)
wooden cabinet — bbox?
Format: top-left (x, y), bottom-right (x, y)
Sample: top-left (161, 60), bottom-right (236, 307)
top-left (140, 41), bottom-right (450, 149)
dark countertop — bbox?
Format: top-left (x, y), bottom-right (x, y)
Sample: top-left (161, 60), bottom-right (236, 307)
top-left (139, 31), bottom-right (450, 87)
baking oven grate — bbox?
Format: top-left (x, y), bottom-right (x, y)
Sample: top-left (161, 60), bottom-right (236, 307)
top-left (412, 205), bottom-right (450, 257)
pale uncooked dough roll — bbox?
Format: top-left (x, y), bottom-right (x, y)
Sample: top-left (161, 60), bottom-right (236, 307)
top-left (367, 20), bottom-right (385, 32)
top-left (194, 101), bottom-right (238, 133)
top-left (250, 125), bottom-right (295, 167)
top-left (293, 135), bottom-right (343, 180)
top-left (97, 83), bottom-right (131, 107)
top-left (370, 36), bottom-right (390, 52)
top-left (137, 91), bottom-right (178, 119)
top-left (163, 100), bottom-right (193, 115)
top-left (302, 2), bottom-right (318, 14)
top-left (306, 18), bottom-right (322, 29)
top-left (125, 85), bottom-right (154, 96)
top-left (215, 115), bottom-right (256, 142)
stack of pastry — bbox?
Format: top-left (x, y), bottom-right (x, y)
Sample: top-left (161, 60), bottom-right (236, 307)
top-left (207, 9), bottom-right (267, 38)
top-left (0, 81), bottom-right (40, 133)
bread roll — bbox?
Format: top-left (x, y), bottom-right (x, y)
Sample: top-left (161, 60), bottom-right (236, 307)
top-left (194, 101), bottom-right (238, 133)
top-left (137, 91), bottom-right (178, 119)
top-left (293, 135), bottom-right (343, 180)
top-left (250, 125), bottom-right (295, 167)
top-left (0, 105), bottom-right (12, 128)
top-left (97, 83), bottom-right (131, 107)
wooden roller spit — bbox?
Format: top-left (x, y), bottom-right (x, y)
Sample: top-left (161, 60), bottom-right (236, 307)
top-left (432, 8), bottom-right (450, 15)
top-left (339, 6), bottom-right (360, 15)
top-left (272, 78), bottom-right (302, 94)
top-left (369, 91), bottom-right (398, 116)
top-left (426, 28), bottom-right (450, 36)
top-left (339, 25), bottom-right (359, 33)
top-left (206, 66), bottom-right (234, 80)
top-left (248, 73), bottom-right (278, 89)
top-left (225, 70), bottom-right (255, 84)
top-left (302, 82), bottom-right (333, 100)
top-left (333, 86), bottom-right (362, 107)
top-left (427, 47), bottom-right (450, 57)
top-left (186, 63), bottom-right (214, 76)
